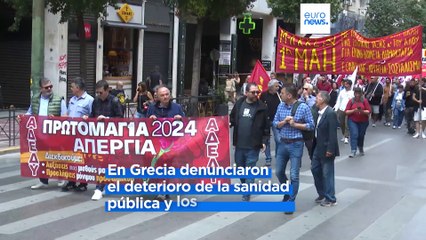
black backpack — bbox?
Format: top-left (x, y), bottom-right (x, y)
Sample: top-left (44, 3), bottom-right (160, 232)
top-left (291, 101), bottom-right (315, 141)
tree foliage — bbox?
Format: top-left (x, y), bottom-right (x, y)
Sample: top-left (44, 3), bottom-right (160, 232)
top-left (3, 0), bottom-right (117, 79)
top-left (164, 0), bottom-right (255, 98)
top-left (165, 0), bottom-right (255, 21)
top-left (364, 0), bottom-right (426, 38)
top-left (266, 0), bottom-right (342, 23)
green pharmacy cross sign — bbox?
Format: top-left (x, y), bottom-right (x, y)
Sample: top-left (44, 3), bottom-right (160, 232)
top-left (239, 13), bottom-right (256, 35)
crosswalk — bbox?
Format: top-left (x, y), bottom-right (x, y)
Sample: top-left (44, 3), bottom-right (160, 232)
top-left (0, 158), bottom-right (425, 240)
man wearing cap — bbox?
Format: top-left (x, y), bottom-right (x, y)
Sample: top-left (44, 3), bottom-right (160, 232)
top-left (260, 79), bottom-right (281, 167)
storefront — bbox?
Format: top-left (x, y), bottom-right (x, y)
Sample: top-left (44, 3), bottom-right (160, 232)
top-left (99, 2), bottom-right (146, 99)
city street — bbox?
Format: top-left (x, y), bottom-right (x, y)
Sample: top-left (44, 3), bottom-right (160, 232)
top-left (1, 124), bottom-right (426, 240)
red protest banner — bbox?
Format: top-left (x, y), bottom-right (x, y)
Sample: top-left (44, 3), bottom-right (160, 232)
top-left (249, 60), bottom-right (271, 92)
top-left (20, 116), bottom-right (230, 184)
top-left (275, 26), bottom-right (423, 77)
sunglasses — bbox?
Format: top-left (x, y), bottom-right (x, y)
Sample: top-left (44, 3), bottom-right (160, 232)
top-left (303, 88), bottom-right (308, 90)
top-left (249, 91), bottom-right (260, 95)
top-left (43, 85), bottom-right (53, 90)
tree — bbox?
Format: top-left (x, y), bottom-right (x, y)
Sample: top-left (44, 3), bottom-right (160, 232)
top-left (3, 0), bottom-right (117, 79)
top-left (364, 0), bottom-right (426, 41)
top-left (164, 0), bottom-right (255, 98)
top-left (267, 0), bottom-right (342, 24)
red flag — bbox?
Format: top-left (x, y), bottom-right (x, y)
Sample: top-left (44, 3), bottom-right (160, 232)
top-left (249, 60), bottom-right (270, 93)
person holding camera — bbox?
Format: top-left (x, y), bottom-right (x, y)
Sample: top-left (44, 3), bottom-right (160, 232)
top-left (345, 87), bottom-right (371, 158)
top-left (133, 82), bottom-right (153, 118)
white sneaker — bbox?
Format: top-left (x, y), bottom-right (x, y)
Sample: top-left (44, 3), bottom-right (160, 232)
top-left (422, 133), bottom-right (426, 139)
top-left (413, 133), bottom-right (420, 138)
top-left (340, 137), bottom-right (345, 142)
top-left (91, 189), bottom-right (103, 201)
top-left (344, 138), bottom-right (349, 144)
top-left (392, 126), bottom-right (396, 129)
top-left (372, 124), bottom-right (376, 127)
top-left (398, 126), bottom-right (401, 129)
top-left (57, 180), bottom-right (66, 187)
top-left (31, 182), bottom-right (48, 189)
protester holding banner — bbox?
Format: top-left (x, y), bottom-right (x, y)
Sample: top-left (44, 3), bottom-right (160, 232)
top-left (273, 84), bottom-right (314, 214)
top-left (61, 77), bottom-right (94, 192)
top-left (230, 83), bottom-right (269, 202)
top-left (412, 78), bottom-right (426, 139)
top-left (260, 79), bottom-right (281, 167)
top-left (83, 79), bottom-right (123, 200)
top-left (345, 87), bottom-right (371, 158)
top-left (18, 77), bottom-right (68, 189)
top-left (365, 77), bottom-right (383, 127)
top-left (147, 85), bottom-right (185, 201)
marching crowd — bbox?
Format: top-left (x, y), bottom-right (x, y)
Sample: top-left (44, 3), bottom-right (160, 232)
top-left (20, 72), bottom-right (426, 213)
top-left (230, 73), bottom-right (426, 214)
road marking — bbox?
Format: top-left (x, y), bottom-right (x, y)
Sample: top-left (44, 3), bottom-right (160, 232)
top-left (0, 179), bottom-right (35, 193)
top-left (0, 170), bottom-right (20, 179)
top-left (391, 204), bottom-right (426, 240)
top-left (353, 195), bottom-right (425, 240)
top-left (56, 195), bottom-right (215, 240)
top-left (300, 138), bottom-right (393, 176)
top-left (155, 183), bottom-right (313, 240)
top-left (0, 191), bottom-right (70, 213)
top-left (256, 188), bottom-right (369, 240)
top-left (0, 200), bottom-right (103, 234)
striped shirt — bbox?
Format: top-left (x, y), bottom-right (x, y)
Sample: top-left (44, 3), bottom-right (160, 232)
top-left (273, 101), bottom-right (314, 140)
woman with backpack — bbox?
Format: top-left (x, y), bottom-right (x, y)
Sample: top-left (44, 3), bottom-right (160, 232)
top-left (345, 87), bottom-right (371, 158)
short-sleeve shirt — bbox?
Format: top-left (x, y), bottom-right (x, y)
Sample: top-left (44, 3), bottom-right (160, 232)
top-left (236, 101), bottom-right (256, 149)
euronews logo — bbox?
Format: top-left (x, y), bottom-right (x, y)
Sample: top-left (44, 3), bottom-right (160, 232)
top-left (303, 12), bottom-right (329, 25)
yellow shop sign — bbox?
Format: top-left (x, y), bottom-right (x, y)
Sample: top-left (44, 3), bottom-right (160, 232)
top-left (117, 3), bottom-right (134, 23)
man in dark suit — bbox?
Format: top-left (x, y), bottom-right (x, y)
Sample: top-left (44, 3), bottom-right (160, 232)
top-left (311, 91), bottom-right (340, 207)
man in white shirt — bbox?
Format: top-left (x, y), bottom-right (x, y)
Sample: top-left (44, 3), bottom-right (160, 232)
top-left (333, 79), bottom-right (354, 144)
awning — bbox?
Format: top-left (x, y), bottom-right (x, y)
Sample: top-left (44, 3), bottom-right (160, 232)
top-left (101, 21), bottom-right (146, 29)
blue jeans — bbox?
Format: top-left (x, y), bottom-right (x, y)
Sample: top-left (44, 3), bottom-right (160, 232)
top-left (275, 141), bottom-right (304, 201)
top-left (264, 125), bottom-right (279, 164)
top-left (235, 148), bottom-right (260, 197)
top-left (393, 109), bottom-right (404, 127)
top-left (311, 151), bottom-right (336, 202)
top-left (96, 184), bottom-right (105, 191)
top-left (347, 119), bottom-right (369, 153)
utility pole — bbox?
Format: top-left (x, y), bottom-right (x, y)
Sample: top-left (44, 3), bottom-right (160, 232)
top-left (31, 0), bottom-right (45, 96)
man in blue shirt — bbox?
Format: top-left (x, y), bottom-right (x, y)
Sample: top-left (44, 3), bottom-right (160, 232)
top-left (147, 85), bottom-right (184, 201)
top-left (61, 77), bottom-right (94, 192)
top-left (147, 85), bottom-right (184, 120)
top-left (273, 84), bottom-right (314, 214)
